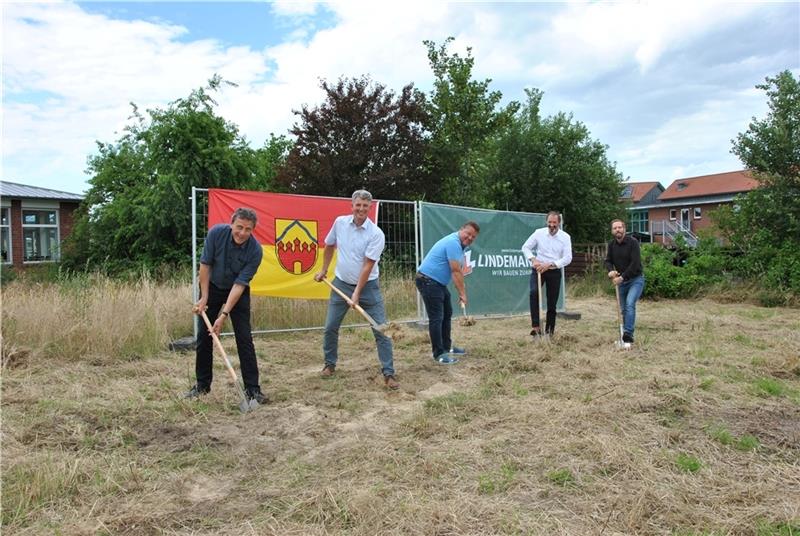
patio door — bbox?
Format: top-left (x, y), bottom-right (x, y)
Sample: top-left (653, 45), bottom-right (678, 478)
top-left (680, 208), bottom-right (690, 230)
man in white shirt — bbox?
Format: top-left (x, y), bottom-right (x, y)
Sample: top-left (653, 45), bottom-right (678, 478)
top-left (521, 211), bottom-right (572, 338)
top-left (313, 190), bottom-right (398, 390)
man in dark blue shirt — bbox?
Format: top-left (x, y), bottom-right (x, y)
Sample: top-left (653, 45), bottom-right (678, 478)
top-left (186, 207), bottom-right (267, 404)
top-left (604, 219), bottom-right (645, 344)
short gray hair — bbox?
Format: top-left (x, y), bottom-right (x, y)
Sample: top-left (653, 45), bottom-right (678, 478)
top-left (231, 207), bottom-right (257, 226)
top-left (351, 189), bottom-right (373, 202)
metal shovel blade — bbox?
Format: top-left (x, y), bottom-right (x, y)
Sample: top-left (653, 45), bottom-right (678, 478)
top-left (238, 398), bottom-right (258, 413)
top-left (614, 340), bottom-right (632, 350)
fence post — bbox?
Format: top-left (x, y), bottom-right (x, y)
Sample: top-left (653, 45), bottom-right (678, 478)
top-left (191, 187), bottom-right (198, 340)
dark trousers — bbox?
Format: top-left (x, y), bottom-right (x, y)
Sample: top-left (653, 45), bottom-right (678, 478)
top-left (195, 283), bottom-right (260, 391)
top-left (415, 274), bottom-right (452, 358)
top-left (529, 269), bottom-right (562, 335)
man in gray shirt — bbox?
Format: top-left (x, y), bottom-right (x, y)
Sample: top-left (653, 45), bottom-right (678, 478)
top-left (186, 207), bottom-right (267, 404)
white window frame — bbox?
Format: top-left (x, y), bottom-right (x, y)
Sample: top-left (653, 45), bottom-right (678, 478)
top-left (669, 209), bottom-right (677, 221)
top-left (22, 202), bottom-right (60, 263)
top-left (693, 207), bottom-right (702, 219)
top-left (1, 205), bottom-right (11, 264)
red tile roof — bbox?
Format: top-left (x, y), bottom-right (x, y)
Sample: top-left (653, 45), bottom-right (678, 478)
top-left (628, 181), bottom-right (662, 203)
top-left (659, 170), bottom-right (759, 200)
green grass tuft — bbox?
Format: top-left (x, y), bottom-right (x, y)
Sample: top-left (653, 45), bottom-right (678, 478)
top-left (675, 453), bottom-right (702, 473)
top-left (546, 468), bottom-right (576, 487)
top-left (753, 377), bottom-right (786, 398)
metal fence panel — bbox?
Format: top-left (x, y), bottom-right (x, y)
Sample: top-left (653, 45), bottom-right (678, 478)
top-left (418, 202), bottom-right (564, 316)
top-left (191, 189), bottom-right (565, 336)
top-left (192, 188), bottom-right (418, 336)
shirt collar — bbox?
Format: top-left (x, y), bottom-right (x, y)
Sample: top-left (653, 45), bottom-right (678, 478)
top-left (347, 215), bottom-right (372, 229)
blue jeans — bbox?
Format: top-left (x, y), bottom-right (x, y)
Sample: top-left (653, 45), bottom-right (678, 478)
top-left (618, 275), bottom-right (645, 336)
top-left (415, 274), bottom-right (452, 358)
top-left (324, 277), bottom-right (394, 376)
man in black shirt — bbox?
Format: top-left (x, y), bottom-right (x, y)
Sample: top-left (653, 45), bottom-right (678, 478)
top-left (604, 219), bottom-right (645, 344)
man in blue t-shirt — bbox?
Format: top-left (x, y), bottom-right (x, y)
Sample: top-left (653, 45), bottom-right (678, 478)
top-left (186, 207), bottom-right (267, 404)
top-left (416, 221), bottom-right (480, 364)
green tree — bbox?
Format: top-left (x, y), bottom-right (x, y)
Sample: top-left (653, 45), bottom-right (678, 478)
top-left (275, 76), bottom-right (432, 199)
top-left (424, 37), bottom-right (519, 207)
top-left (253, 134), bottom-right (293, 192)
top-left (63, 76), bottom-right (263, 273)
top-left (489, 88), bottom-right (625, 243)
top-left (733, 70), bottom-right (800, 184)
top-left (715, 70), bottom-right (800, 294)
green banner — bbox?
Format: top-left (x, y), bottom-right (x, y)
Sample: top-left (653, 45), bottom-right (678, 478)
top-left (419, 203), bottom-right (566, 316)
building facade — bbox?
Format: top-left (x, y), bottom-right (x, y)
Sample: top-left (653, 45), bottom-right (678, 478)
top-left (0, 181), bottom-right (84, 269)
top-left (620, 181), bottom-right (664, 241)
top-left (625, 170), bottom-right (758, 246)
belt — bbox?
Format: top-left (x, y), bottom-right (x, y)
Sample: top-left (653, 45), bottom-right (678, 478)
top-left (416, 272), bottom-right (432, 281)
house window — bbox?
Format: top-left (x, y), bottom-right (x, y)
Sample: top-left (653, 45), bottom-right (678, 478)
top-left (669, 209), bottom-right (677, 221)
top-left (23, 209), bottom-right (59, 262)
top-left (629, 210), bottom-right (649, 234)
top-left (1, 208), bottom-right (10, 263)
top-left (694, 207), bottom-right (702, 219)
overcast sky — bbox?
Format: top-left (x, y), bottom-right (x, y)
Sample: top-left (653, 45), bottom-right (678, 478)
top-left (3, 1), bottom-right (799, 195)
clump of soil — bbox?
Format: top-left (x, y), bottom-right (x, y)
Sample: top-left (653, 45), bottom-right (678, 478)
top-left (459, 315), bottom-right (476, 327)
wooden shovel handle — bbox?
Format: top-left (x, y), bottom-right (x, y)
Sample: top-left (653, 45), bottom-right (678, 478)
top-left (199, 310), bottom-right (243, 386)
top-left (320, 277), bottom-right (381, 329)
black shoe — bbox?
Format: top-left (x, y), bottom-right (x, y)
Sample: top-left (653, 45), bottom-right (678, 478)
top-left (184, 384), bottom-right (210, 399)
top-left (246, 388), bottom-right (269, 405)
top-left (622, 332), bottom-right (634, 343)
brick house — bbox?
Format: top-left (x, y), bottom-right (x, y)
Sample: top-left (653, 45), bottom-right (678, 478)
top-left (620, 181), bottom-right (664, 242)
top-left (627, 170), bottom-right (759, 246)
top-left (0, 181), bottom-right (84, 269)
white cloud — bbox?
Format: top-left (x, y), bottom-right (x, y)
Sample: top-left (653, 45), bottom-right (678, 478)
top-left (2, 2), bottom-right (272, 191)
top-left (1, 1), bottom-right (797, 194)
top-left (533, 0), bottom-right (761, 83)
top-left (271, 1), bottom-right (320, 18)
top-left (612, 90), bottom-right (767, 182)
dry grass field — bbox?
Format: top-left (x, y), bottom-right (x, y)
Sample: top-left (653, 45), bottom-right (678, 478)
top-left (2, 282), bottom-right (799, 535)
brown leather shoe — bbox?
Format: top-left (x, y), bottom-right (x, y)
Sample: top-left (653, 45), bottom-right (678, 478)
top-left (384, 374), bottom-right (400, 390)
top-left (321, 364), bottom-right (335, 377)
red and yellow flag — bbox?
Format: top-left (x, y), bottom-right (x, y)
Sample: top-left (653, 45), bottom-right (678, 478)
top-left (207, 189), bottom-right (379, 299)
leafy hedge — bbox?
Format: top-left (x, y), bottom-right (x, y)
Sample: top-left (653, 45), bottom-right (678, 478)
top-left (641, 240), bottom-right (720, 299)
top-left (640, 235), bottom-right (799, 305)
